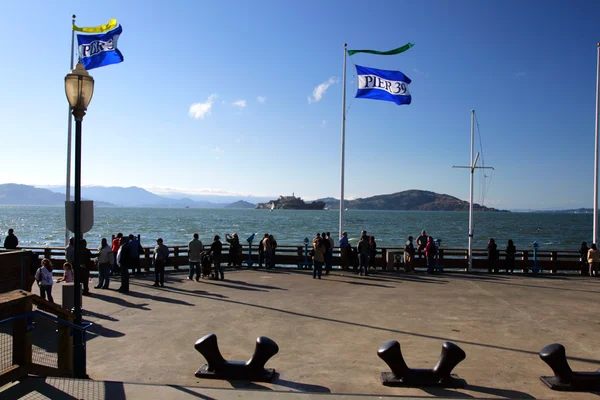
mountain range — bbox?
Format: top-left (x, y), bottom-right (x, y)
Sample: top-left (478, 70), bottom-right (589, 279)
top-left (0, 184), bottom-right (505, 211)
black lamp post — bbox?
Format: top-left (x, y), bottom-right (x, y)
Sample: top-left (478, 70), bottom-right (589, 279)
top-left (64, 62), bottom-right (94, 378)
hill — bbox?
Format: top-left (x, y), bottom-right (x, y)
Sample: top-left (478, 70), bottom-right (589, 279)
top-left (318, 190), bottom-right (505, 211)
top-left (225, 200), bottom-right (255, 209)
top-left (0, 184), bottom-right (114, 206)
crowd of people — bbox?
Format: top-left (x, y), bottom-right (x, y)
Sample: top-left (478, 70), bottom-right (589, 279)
top-left (5, 226), bottom-right (600, 303)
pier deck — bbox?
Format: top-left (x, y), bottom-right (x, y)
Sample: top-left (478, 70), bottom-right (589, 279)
top-left (21, 269), bottom-right (600, 399)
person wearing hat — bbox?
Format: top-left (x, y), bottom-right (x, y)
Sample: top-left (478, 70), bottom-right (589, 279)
top-left (210, 235), bottom-right (224, 280)
top-left (225, 233), bottom-right (242, 268)
top-left (153, 238), bottom-right (170, 287)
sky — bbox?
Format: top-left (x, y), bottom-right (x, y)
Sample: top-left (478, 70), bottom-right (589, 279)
top-left (1, 0), bottom-right (599, 210)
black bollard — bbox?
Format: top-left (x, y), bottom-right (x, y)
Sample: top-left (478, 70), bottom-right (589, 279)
top-left (539, 343), bottom-right (600, 391)
top-left (194, 333), bottom-right (278, 381)
top-left (378, 340), bottom-right (466, 388)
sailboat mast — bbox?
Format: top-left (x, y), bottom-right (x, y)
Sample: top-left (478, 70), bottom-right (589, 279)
top-left (468, 110), bottom-right (475, 272)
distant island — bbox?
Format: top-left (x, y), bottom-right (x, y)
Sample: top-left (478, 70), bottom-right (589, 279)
top-left (225, 200), bottom-right (255, 209)
top-left (316, 190), bottom-right (506, 212)
top-left (256, 195), bottom-right (325, 210)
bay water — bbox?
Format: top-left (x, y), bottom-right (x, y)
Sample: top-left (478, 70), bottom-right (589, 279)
top-left (0, 206), bottom-right (591, 250)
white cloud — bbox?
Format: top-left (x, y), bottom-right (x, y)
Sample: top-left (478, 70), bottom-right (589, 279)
top-left (211, 147), bottom-right (224, 154)
top-left (308, 77), bottom-right (339, 104)
top-left (516, 71), bottom-right (527, 77)
top-left (322, 120), bottom-right (327, 126)
top-left (233, 99), bottom-right (247, 108)
top-left (257, 96), bottom-right (266, 104)
top-left (189, 94), bottom-right (218, 119)
top-left (412, 68), bottom-right (429, 78)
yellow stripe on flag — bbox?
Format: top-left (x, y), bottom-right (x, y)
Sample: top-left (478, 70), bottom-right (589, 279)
top-left (73, 18), bottom-right (118, 33)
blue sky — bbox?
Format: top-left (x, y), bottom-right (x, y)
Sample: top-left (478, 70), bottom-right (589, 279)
top-left (1, 0), bottom-right (599, 209)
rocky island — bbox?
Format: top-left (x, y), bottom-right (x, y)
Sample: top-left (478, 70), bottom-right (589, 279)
top-left (256, 195), bottom-right (325, 210)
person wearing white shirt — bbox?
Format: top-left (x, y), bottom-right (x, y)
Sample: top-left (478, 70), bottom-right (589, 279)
top-left (35, 258), bottom-right (54, 303)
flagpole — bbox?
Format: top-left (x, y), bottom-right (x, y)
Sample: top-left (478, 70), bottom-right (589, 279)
top-left (65, 14), bottom-right (76, 246)
top-left (339, 44), bottom-right (347, 239)
top-left (594, 42), bottom-right (600, 245)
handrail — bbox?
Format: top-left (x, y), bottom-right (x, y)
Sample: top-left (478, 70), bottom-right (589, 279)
top-left (0, 310), bottom-right (93, 332)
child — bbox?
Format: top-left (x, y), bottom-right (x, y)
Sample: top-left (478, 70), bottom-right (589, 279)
top-left (56, 262), bottom-right (74, 283)
top-left (35, 258), bottom-right (54, 303)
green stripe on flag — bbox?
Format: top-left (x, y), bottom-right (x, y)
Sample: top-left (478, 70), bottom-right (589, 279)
top-left (347, 43), bottom-right (414, 56)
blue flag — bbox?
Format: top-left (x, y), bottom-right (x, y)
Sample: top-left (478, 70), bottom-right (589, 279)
top-left (77, 25), bottom-right (124, 70)
top-left (355, 65), bottom-right (411, 106)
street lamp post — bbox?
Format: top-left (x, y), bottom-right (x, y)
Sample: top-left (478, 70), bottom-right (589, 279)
top-left (64, 62), bottom-right (94, 378)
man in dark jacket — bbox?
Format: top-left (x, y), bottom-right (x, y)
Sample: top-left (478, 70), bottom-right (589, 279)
top-left (117, 237), bottom-right (132, 293)
top-left (3, 229), bottom-right (18, 249)
top-left (210, 235), bottom-right (224, 280)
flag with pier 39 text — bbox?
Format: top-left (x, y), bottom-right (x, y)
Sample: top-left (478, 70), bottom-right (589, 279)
top-left (76, 25), bottom-right (124, 70)
top-left (355, 65), bottom-right (411, 106)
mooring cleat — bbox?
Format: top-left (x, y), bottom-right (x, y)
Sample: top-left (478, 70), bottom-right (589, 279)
top-left (194, 333), bottom-right (278, 381)
top-left (378, 340), bottom-right (466, 388)
top-left (539, 343), bottom-right (600, 391)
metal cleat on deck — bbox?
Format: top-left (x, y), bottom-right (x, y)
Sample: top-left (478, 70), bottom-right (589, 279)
top-left (377, 340), bottom-right (466, 388)
top-left (539, 343), bottom-right (600, 391)
top-left (194, 333), bottom-right (279, 381)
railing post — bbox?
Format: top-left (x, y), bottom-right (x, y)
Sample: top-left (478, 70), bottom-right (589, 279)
top-left (44, 248), bottom-right (52, 259)
top-left (381, 247), bottom-right (387, 271)
top-left (551, 251), bottom-right (558, 274)
top-left (57, 317), bottom-right (74, 374)
top-left (12, 293), bottom-right (33, 371)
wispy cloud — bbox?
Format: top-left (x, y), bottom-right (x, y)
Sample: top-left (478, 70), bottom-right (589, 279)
top-left (189, 94), bottom-right (218, 119)
top-left (211, 147), bottom-right (224, 154)
top-left (515, 71), bottom-right (527, 77)
top-left (257, 96), bottom-right (266, 104)
top-left (308, 77), bottom-right (339, 104)
top-left (412, 68), bottom-right (429, 78)
top-left (232, 99), bottom-right (247, 108)
top-left (321, 120), bottom-right (327, 126)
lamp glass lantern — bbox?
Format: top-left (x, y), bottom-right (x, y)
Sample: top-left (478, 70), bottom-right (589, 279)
top-left (65, 62), bottom-right (94, 116)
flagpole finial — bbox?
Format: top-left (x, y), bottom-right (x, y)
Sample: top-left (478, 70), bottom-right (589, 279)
top-left (344, 43), bottom-right (347, 47)
top-left (72, 14), bottom-right (76, 19)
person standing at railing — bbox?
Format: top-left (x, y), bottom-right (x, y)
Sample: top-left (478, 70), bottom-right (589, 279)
top-left (188, 233), bottom-right (203, 281)
top-left (404, 236), bottom-right (415, 273)
top-left (3, 228), bottom-right (18, 249)
top-left (357, 232), bottom-right (370, 276)
top-left (487, 238), bottom-right (499, 274)
top-left (95, 238), bottom-right (114, 289)
top-left (579, 242), bottom-right (590, 276)
top-left (225, 233), bottom-right (242, 268)
top-left (312, 235), bottom-right (325, 279)
top-left (425, 236), bottom-right (437, 274)
top-left (117, 237), bottom-right (132, 293)
top-left (368, 236), bottom-right (378, 272)
top-left (80, 239), bottom-right (92, 296)
top-left (339, 232), bottom-right (351, 271)
top-left (321, 231), bottom-right (332, 275)
top-left (35, 258), bottom-right (54, 303)
top-left (587, 244), bottom-right (599, 277)
top-left (269, 235), bottom-right (278, 269)
top-left (258, 233), bottom-right (268, 268)
top-left (261, 234), bottom-right (272, 271)
top-left (129, 234), bottom-right (144, 275)
top-left (153, 238), bottom-right (170, 287)
top-left (505, 239), bottom-right (516, 274)
top-left (112, 233), bottom-right (123, 276)
top-left (416, 230), bottom-right (427, 260)
top-left (210, 235), bottom-right (224, 280)
top-left (65, 237), bottom-right (75, 264)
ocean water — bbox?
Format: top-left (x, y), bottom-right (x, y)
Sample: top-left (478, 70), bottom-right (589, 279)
top-left (0, 206), bottom-right (592, 250)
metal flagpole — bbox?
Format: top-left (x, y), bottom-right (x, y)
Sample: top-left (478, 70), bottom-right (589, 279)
top-left (65, 14), bottom-right (76, 246)
top-left (339, 44), bottom-right (347, 239)
top-left (453, 110), bottom-right (494, 272)
top-left (594, 43), bottom-right (600, 245)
